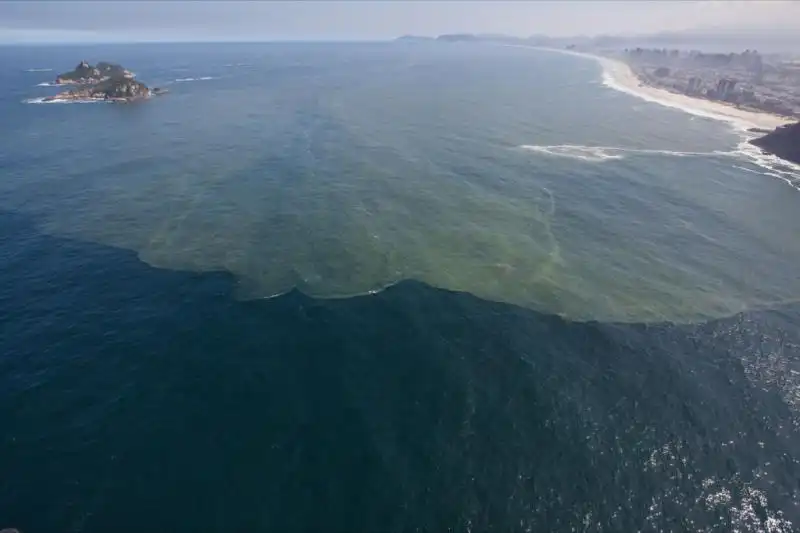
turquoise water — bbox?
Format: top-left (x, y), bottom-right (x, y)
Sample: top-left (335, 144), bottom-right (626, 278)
top-left (2, 42), bottom-right (800, 532)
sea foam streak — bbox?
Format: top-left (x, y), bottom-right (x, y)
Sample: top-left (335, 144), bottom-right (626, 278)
top-left (25, 68), bottom-right (53, 72)
top-left (23, 97), bottom-right (107, 105)
top-left (733, 138), bottom-right (800, 189)
top-left (519, 144), bottom-right (726, 163)
top-left (173, 76), bottom-right (217, 83)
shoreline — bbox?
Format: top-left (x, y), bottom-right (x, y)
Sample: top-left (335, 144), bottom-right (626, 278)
top-left (511, 45), bottom-right (793, 132)
top-left (594, 54), bottom-right (793, 131)
top-left (503, 43), bottom-right (800, 189)
top-left (41, 92), bottom-right (153, 104)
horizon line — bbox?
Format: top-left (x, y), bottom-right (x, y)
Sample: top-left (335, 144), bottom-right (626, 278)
top-left (0, 38), bottom-right (400, 46)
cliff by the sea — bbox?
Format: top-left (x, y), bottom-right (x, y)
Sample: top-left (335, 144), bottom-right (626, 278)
top-left (750, 122), bottom-right (800, 166)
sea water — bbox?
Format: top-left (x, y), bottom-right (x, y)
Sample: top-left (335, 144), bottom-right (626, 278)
top-left (1, 42), bottom-right (800, 532)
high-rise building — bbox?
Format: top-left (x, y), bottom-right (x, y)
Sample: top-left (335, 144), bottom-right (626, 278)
top-left (687, 77), bottom-right (702, 94)
top-left (716, 79), bottom-right (728, 98)
top-left (716, 78), bottom-right (738, 101)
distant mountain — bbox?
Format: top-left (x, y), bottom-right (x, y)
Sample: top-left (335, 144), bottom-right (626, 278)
top-left (436, 34), bottom-right (481, 43)
top-left (429, 33), bottom-right (527, 44)
top-left (471, 33), bottom-right (527, 44)
top-left (395, 35), bottom-right (434, 42)
top-left (395, 29), bottom-right (800, 54)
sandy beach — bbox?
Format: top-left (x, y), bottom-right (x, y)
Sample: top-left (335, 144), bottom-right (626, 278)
top-left (501, 43), bottom-right (800, 190)
top-left (509, 45), bottom-right (793, 131)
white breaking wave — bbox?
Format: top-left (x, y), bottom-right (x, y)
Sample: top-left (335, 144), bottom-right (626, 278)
top-left (586, 51), bottom-right (800, 190)
top-left (520, 142), bottom-right (800, 190)
top-left (173, 76), bottom-right (217, 83)
top-left (504, 44), bottom-right (788, 131)
top-left (23, 97), bottom-right (107, 105)
top-left (25, 68), bottom-right (53, 72)
top-left (521, 145), bottom-right (624, 162)
top-left (733, 138), bottom-right (800, 190)
top-left (519, 144), bottom-right (726, 163)
top-left (509, 46), bottom-right (800, 190)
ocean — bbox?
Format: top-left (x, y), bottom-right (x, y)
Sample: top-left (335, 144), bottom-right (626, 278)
top-left (1, 42), bottom-right (800, 532)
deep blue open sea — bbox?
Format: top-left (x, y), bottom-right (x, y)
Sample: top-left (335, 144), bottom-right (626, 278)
top-left (2, 42), bottom-right (800, 532)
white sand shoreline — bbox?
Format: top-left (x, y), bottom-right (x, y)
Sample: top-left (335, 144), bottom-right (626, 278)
top-left (506, 44), bottom-right (793, 131)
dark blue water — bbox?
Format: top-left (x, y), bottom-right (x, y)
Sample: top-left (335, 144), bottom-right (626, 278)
top-left (2, 43), bottom-right (800, 532)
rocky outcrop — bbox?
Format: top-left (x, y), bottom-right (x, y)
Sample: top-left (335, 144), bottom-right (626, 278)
top-left (96, 62), bottom-right (133, 79)
top-left (750, 122), bottom-right (800, 165)
top-left (45, 78), bottom-right (153, 103)
top-left (55, 60), bottom-right (134, 85)
top-left (45, 61), bottom-right (164, 103)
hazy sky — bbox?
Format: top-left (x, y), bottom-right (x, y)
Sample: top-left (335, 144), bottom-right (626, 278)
top-left (1, 1), bottom-right (799, 43)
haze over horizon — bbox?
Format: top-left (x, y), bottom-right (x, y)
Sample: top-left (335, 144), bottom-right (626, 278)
top-left (1, 0), bottom-right (800, 44)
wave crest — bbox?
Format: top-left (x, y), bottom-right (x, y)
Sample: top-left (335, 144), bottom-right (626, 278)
top-left (173, 76), bottom-right (217, 83)
top-left (733, 139), bottom-right (800, 190)
top-left (519, 144), bottom-right (725, 163)
top-left (23, 97), bottom-right (107, 105)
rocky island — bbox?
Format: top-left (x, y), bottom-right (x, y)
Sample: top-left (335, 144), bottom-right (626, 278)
top-left (55, 60), bottom-right (134, 85)
top-left (394, 35), bottom-right (435, 43)
top-left (44, 60), bottom-right (166, 103)
top-left (750, 122), bottom-right (800, 166)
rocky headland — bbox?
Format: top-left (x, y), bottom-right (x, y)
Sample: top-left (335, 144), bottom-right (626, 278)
top-left (750, 122), bottom-right (800, 165)
top-left (45, 61), bottom-right (166, 103)
top-left (55, 61), bottom-right (134, 85)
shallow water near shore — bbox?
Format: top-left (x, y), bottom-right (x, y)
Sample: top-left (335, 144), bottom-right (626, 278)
top-left (2, 42), bottom-right (800, 531)
top-left (4, 42), bottom-right (800, 322)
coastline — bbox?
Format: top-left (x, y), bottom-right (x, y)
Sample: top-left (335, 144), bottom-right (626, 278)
top-left (512, 45), bottom-right (793, 131)
top-left (502, 44), bottom-right (800, 189)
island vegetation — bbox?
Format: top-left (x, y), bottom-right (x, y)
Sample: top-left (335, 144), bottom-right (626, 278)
top-left (45, 60), bottom-right (166, 103)
top-left (55, 60), bottom-right (134, 85)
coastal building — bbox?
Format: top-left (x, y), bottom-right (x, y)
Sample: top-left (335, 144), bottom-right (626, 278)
top-left (763, 98), bottom-right (795, 117)
top-left (716, 78), bottom-right (738, 101)
top-left (686, 76), bottom-right (702, 95)
top-left (623, 45), bottom-right (800, 118)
